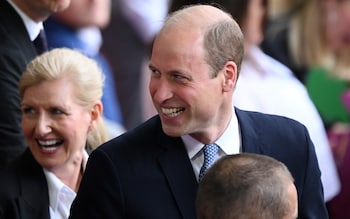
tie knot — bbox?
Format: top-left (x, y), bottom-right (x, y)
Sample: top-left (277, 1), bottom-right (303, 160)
top-left (199, 143), bottom-right (219, 181)
top-left (202, 143), bottom-right (219, 157)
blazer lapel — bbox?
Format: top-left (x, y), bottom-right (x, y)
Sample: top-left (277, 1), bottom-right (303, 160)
top-left (157, 134), bottom-right (198, 219)
top-left (16, 150), bottom-right (50, 219)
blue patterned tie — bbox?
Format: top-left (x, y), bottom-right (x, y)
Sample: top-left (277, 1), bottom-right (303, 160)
top-left (199, 143), bottom-right (219, 181)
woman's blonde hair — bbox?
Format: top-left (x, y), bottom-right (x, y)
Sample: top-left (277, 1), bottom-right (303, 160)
top-left (19, 48), bottom-right (108, 150)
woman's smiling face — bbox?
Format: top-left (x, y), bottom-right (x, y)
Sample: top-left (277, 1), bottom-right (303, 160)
top-left (21, 76), bottom-right (92, 171)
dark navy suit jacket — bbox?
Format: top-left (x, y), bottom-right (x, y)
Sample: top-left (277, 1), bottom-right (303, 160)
top-left (69, 108), bottom-right (328, 219)
top-left (0, 0), bottom-right (37, 167)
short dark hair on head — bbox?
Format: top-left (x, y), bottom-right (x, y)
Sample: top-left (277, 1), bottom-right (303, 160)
top-left (203, 18), bottom-right (244, 77)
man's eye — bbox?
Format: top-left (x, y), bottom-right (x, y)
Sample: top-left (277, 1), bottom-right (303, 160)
top-left (172, 74), bottom-right (188, 82)
top-left (150, 69), bottom-right (161, 77)
top-left (173, 74), bottom-right (184, 79)
top-left (22, 107), bottom-right (35, 114)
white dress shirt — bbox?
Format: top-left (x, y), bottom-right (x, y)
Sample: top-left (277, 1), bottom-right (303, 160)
top-left (183, 110), bottom-right (241, 181)
top-left (233, 45), bottom-right (340, 201)
top-left (43, 151), bottom-right (88, 219)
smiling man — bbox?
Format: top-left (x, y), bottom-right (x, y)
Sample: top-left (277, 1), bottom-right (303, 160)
top-left (69, 4), bottom-right (328, 219)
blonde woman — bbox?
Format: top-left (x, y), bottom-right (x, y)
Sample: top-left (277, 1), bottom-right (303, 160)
top-left (0, 48), bottom-right (108, 219)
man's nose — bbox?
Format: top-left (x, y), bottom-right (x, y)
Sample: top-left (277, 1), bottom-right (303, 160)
top-left (150, 79), bottom-right (173, 103)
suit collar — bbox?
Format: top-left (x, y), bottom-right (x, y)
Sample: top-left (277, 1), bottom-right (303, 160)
top-left (153, 108), bottom-right (267, 154)
top-left (235, 108), bottom-right (267, 154)
top-left (152, 110), bottom-right (268, 219)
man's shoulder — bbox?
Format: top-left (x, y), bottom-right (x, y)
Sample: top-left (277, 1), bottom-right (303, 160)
top-left (236, 108), bottom-right (305, 128)
top-left (236, 108), bottom-right (310, 150)
top-left (0, 1), bottom-right (32, 51)
top-left (115, 115), bottom-right (162, 141)
top-left (0, 1), bottom-right (22, 28)
top-left (238, 108), bottom-right (313, 168)
top-left (98, 115), bottom-right (166, 152)
top-left (0, 9), bottom-right (34, 66)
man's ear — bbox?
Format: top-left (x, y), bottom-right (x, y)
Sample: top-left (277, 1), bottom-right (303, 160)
top-left (222, 61), bottom-right (238, 92)
top-left (89, 101), bottom-right (103, 132)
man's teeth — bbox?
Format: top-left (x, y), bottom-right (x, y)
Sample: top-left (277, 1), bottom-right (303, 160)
top-left (162, 108), bottom-right (183, 117)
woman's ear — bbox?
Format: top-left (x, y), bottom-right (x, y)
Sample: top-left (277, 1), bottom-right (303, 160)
top-left (89, 100), bottom-right (103, 132)
top-left (222, 60), bottom-right (238, 92)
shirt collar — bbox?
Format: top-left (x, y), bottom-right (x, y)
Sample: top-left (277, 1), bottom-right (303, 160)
top-left (7, 0), bottom-right (43, 41)
top-left (43, 169), bottom-right (71, 211)
top-left (183, 109), bottom-right (241, 160)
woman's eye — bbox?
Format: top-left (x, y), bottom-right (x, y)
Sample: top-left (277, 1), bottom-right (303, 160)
top-left (52, 108), bottom-right (63, 115)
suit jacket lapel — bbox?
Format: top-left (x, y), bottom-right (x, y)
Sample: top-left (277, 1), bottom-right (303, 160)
top-left (15, 150), bottom-right (50, 219)
top-left (157, 133), bottom-right (198, 219)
